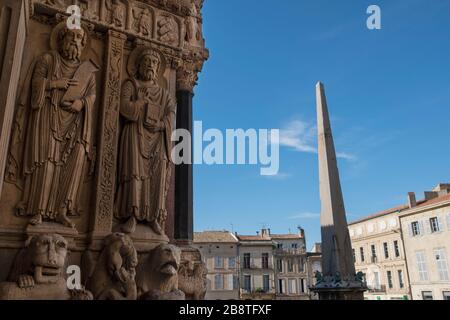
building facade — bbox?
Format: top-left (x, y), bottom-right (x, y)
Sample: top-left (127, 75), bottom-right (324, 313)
top-left (349, 183), bottom-right (450, 300)
top-left (193, 231), bottom-right (240, 300)
top-left (272, 230), bottom-right (309, 300)
top-left (399, 185), bottom-right (450, 301)
top-left (349, 206), bottom-right (411, 300)
top-left (194, 228), bottom-right (322, 300)
top-left (237, 229), bottom-right (276, 300)
top-left (306, 243), bottom-right (322, 300)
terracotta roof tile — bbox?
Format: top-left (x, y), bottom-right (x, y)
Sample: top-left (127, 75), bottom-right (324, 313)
top-left (416, 193), bottom-right (450, 208)
top-left (270, 234), bottom-right (303, 240)
top-left (193, 231), bottom-right (238, 243)
top-left (349, 205), bottom-right (408, 225)
top-left (349, 192), bottom-right (450, 225)
top-left (237, 235), bottom-right (271, 241)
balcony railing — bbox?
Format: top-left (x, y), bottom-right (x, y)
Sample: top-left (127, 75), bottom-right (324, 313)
top-left (241, 288), bottom-right (275, 295)
top-left (274, 248), bottom-right (306, 255)
top-left (368, 285), bottom-right (386, 293)
top-left (242, 263), bottom-right (273, 270)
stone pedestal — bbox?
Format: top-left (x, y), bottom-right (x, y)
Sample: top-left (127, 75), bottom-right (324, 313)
top-left (312, 287), bottom-right (366, 300)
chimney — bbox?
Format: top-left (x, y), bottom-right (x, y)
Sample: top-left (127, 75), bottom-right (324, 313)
top-left (261, 229), bottom-right (269, 237)
top-left (424, 191), bottom-right (439, 201)
top-left (408, 192), bottom-right (417, 208)
top-left (299, 228), bottom-right (305, 238)
top-left (268, 228), bottom-right (271, 235)
top-left (432, 184), bottom-right (450, 196)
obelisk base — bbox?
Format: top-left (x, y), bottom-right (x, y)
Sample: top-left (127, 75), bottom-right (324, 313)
top-left (311, 287), bottom-right (366, 300)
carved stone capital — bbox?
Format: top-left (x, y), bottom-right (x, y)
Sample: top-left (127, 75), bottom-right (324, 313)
top-left (176, 62), bottom-right (198, 92)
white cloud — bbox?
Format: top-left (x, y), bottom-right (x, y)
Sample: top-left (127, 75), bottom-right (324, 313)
top-left (276, 119), bottom-right (356, 161)
top-left (263, 172), bottom-right (292, 180)
top-left (278, 119), bottom-right (317, 153)
top-left (288, 212), bottom-right (321, 220)
top-left (336, 152), bottom-right (357, 161)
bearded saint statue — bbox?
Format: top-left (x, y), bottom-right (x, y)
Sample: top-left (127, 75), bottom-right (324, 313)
top-left (15, 25), bottom-right (97, 228)
top-left (115, 49), bottom-right (176, 235)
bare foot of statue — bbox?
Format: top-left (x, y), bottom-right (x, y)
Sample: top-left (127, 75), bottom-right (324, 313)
top-left (29, 214), bottom-right (42, 226)
top-left (121, 216), bottom-right (137, 234)
top-left (58, 209), bottom-right (75, 229)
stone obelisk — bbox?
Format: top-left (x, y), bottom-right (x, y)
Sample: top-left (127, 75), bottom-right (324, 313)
top-left (311, 82), bottom-right (366, 300)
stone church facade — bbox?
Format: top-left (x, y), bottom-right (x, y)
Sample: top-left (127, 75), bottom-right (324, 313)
top-left (0, 0), bottom-right (208, 300)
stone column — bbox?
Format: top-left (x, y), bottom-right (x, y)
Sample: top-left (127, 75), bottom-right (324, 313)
top-left (90, 30), bottom-right (127, 245)
top-left (174, 64), bottom-right (197, 245)
top-left (0, 0), bottom-right (26, 195)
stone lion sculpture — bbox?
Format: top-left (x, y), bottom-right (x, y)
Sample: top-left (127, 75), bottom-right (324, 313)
top-left (178, 261), bottom-right (207, 300)
top-left (87, 232), bottom-right (138, 300)
top-left (136, 244), bottom-right (185, 300)
top-left (0, 234), bottom-right (92, 300)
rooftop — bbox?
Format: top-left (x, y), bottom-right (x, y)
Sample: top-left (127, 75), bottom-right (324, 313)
top-left (193, 231), bottom-right (238, 243)
top-left (237, 235), bottom-right (271, 241)
top-left (237, 228), bottom-right (304, 242)
top-left (270, 234), bottom-right (304, 240)
top-left (349, 183), bottom-right (450, 225)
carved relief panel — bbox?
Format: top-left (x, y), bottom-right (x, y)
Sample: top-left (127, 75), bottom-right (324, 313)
top-left (35, 0), bottom-right (188, 49)
top-left (0, 0), bottom-right (208, 298)
top-left (0, 16), bottom-right (105, 234)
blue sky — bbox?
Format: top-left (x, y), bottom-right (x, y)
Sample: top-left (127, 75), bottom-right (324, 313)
top-left (192, 0), bottom-right (450, 249)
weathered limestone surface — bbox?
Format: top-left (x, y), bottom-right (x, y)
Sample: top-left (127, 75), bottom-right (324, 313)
top-left (312, 82), bottom-right (366, 300)
top-left (0, 0), bottom-right (208, 300)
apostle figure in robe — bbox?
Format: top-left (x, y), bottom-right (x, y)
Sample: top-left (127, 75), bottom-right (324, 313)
top-left (133, 7), bottom-right (152, 36)
top-left (16, 26), bottom-right (97, 228)
top-left (115, 49), bottom-right (176, 235)
top-left (106, 0), bottom-right (125, 28)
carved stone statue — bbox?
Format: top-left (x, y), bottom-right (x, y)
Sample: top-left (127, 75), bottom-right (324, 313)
top-left (133, 7), bottom-right (152, 36)
top-left (114, 48), bottom-right (176, 235)
top-left (315, 271), bottom-right (324, 285)
top-left (334, 272), bottom-right (342, 284)
top-left (106, 0), bottom-right (125, 28)
top-left (184, 2), bottom-right (202, 46)
top-left (136, 244), bottom-right (185, 300)
top-left (0, 234), bottom-right (92, 300)
top-left (178, 261), bottom-right (207, 300)
top-left (43, 0), bottom-right (65, 8)
top-left (87, 233), bottom-right (138, 300)
top-left (15, 23), bottom-right (97, 229)
top-left (356, 271), bottom-right (365, 283)
top-left (79, 0), bottom-right (99, 21)
top-left (157, 15), bottom-right (179, 45)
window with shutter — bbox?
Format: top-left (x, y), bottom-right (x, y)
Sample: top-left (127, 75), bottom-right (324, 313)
top-left (437, 217), bottom-right (443, 232)
top-left (233, 275), bottom-right (239, 290)
top-left (430, 217), bottom-right (440, 233)
top-left (434, 249), bottom-right (449, 281)
top-left (227, 274), bottom-right (233, 290)
top-left (425, 219), bottom-right (432, 234)
top-left (263, 275), bottom-right (270, 292)
top-left (411, 221), bottom-right (420, 237)
top-left (215, 274), bottom-right (224, 290)
top-left (415, 251), bottom-right (428, 281)
top-left (419, 221), bottom-right (425, 235)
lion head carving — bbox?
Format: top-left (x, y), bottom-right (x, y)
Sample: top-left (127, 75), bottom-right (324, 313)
top-left (0, 233), bottom-right (91, 300)
top-left (87, 232), bottom-right (138, 300)
top-left (136, 244), bottom-right (185, 300)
